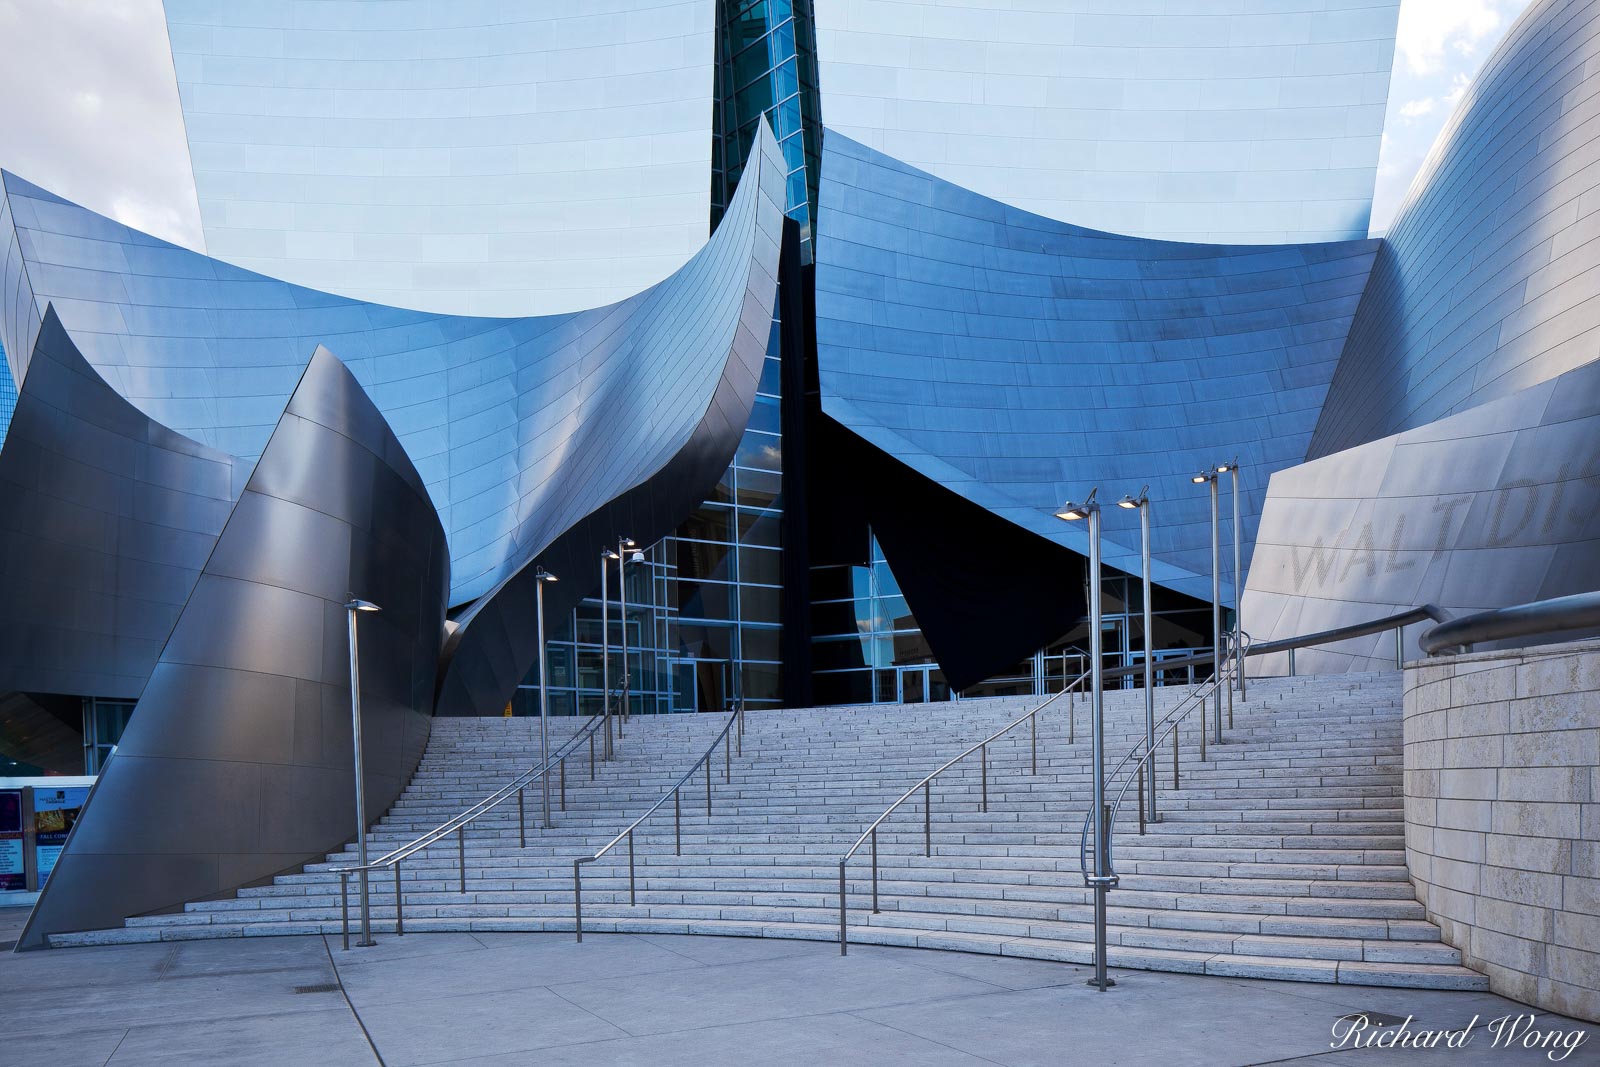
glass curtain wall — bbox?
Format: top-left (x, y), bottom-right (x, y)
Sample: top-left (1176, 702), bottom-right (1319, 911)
top-left (711, 0), bottom-right (822, 259)
top-left (0, 341), bottom-right (14, 445)
top-left (811, 531), bottom-right (1218, 705)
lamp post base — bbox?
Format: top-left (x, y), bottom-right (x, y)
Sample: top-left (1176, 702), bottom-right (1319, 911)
top-left (1086, 976), bottom-right (1117, 990)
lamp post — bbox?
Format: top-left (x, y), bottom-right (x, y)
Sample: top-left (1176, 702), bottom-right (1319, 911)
top-left (615, 540), bottom-right (642, 723)
top-left (1056, 489), bottom-right (1115, 991)
top-left (534, 568), bottom-right (558, 828)
top-left (1117, 487), bottom-right (1156, 826)
top-left (344, 597), bottom-right (381, 948)
top-left (600, 545), bottom-right (622, 760)
top-left (1218, 459), bottom-right (1245, 700)
top-left (1192, 469), bottom-right (1222, 750)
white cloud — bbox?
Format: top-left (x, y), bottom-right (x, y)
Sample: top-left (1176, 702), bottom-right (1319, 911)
top-left (1395, 0), bottom-right (1504, 75)
top-left (1371, 0), bottom-right (1538, 235)
top-left (0, 0), bottom-right (202, 251)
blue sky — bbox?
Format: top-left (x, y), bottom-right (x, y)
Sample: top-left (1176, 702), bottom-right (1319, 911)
top-left (1370, 0), bottom-right (1538, 234)
top-left (0, 0), bottom-right (1547, 247)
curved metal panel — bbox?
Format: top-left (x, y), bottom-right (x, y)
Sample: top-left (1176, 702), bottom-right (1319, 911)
top-left (0, 124), bottom-right (784, 607)
top-left (1244, 359), bottom-right (1600, 674)
top-left (165, 0), bottom-right (715, 317)
top-left (815, 130), bottom-right (1381, 608)
top-left (436, 129), bottom-right (788, 716)
top-left (1311, 0), bottom-right (1600, 456)
top-left (815, 0), bottom-right (1399, 244)
top-left (0, 307), bottom-right (239, 699)
top-left (17, 346), bottom-right (449, 949)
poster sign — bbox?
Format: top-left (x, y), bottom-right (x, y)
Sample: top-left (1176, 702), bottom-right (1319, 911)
top-left (0, 789), bottom-right (21, 891)
top-left (32, 786), bottom-right (88, 885)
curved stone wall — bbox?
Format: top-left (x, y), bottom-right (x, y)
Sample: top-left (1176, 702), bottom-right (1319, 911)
top-left (815, 130), bottom-right (1380, 607)
top-left (1312, 0), bottom-right (1600, 457)
top-left (1404, 639), bottom-right (1600, 1022)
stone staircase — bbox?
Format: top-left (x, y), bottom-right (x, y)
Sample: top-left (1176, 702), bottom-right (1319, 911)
top-left (48, 674), bottom-right (1488, 990)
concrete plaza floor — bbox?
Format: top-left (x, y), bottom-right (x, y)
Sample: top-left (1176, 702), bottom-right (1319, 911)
top-left (2, 907), bottom-right (1594, 1066)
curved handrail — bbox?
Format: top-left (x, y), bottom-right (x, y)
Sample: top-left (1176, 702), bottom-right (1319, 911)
top-left (571, 701), bottom-right (747, 940)
top-left (833, 669), bottom-right (1092, 953)
top-left (1079, 631), bottom-right (1250, 885)
top-left (332, 686), bottom-right (621, 948)
top-left (1420, 591), bottom-right (1600, 655)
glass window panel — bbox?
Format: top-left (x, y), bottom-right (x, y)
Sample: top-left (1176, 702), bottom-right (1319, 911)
top-left (739, 623), bottom-right (780, 660)
top-left (675, 622), bottom-right (735, 661)
top-left (747, 394), bottom-right (780, 434)
top-left (678, 505), bottom-right (733, 543)
top-left (741, 661), bottom-right (782, 701)
top-left (670, 578), bottom-right (733, 619)
top-left (889, 630), bottom-right (935, 666)
top-left (735, 429), bottom-right (782, 471)
top-left (878, 594), bottom-right (915, 631)
top-left (739, 584), bottom-right (780, 624)
top-left (737, 510), bottom-right (782, 547)
top-left (758, 355), bottom-right (781, 396)
top-left (814, 670), bottom-right (871, 706)
top-left (673, 538), bottom-right (733, 582)
top-left (735, 467), bottom-right (781, 508)
top-left (738, 545), bottom-right (781, 585)
top-left (811, 635), bottom-right (870, 671)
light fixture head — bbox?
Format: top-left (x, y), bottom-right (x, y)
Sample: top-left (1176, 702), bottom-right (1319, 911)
top-left (619, 536), bottom-right (636, 548)
top-left (1192, 471), bottom-right (1213, 484)
top-left (602, 548), bottom-right (620, 560)
top-left (345, 598), bottom-right (381, 613)
top-left (1117, 485), bottom-right (1149, 510)
top-left (628, 550), bottom-right (645, 564)
top-left (1054, 487), bottom-right (1099, 521)
top-left (535, 567), bottom-right (558, 583)
top-left (1215, 463), bottom-right (1232, 474)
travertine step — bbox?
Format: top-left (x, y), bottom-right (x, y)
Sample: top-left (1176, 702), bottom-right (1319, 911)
top-left (47, 673), bottom-right (1488, 991)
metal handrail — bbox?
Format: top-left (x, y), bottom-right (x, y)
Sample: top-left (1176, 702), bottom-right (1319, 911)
top-left (333, 686), bottom-right (620, 949)
top-left (1079, 631), bottom-right (1251, 885)
top-left (1077, 601), bottom-right (1463, 891)
top-left (572, 700), bottom-right (747, 941)
top-left (1420, 591), bottom-right (1600, 655)
top-left (834, 669), bottom-right (1093, 954)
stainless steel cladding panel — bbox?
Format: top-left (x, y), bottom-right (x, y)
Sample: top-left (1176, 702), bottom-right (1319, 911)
top-left (16, 346), bottom-right (450, 949)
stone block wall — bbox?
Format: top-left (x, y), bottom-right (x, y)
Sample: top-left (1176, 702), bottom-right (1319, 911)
top-left (1404, 639), bottom-right (1600, 1022)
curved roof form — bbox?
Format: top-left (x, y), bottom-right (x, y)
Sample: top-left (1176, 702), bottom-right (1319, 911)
top-left (815, 131), bottom-right (1380, 606)
top-left (0, 126), bottom-right (785, 607)
top-left (163, 0), bottom-right (716, 316)
top-left (1310, 0), bottom-right (1600, 457)
top-left (814, 0), bottom-right (1399, 244)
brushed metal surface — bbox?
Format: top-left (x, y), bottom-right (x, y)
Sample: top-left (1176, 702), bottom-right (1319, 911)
top-left (17, 346), bottom-right (449, 949)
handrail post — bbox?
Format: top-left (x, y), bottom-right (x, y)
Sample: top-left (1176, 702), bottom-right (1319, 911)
top-left (871, 828), bottom-right (879, 913)
top-left (458, 826), bottom-right (466, 894)
top-left (518, 788), bottom-right (525, 849)
top-left (1395, 625), bottom-right (1404, 668)
top-left (1174, 711), bottom-right (1181, 787)
top-left (980, 743), bottom-right (987, 812)
top-left (705, 756), bottom-right (712, 816)
top-left (573, 861), bottom-right (584, 943)
top-left (560, 758), bottom-right (567, 811)
top-left (838, 860), bottom-right (848, 956)
top-left (628, 830), bottom-right (637, 903)
top-left (674, 788), bottom-right (681, 856)
top-left (924, 780), bottom-right (932, 856)
top-left (340, 872), bottom-right (350, 951)
top-left (1031, 713), bottom-right (1037, 775)
top-left (590, 730), bottom-right (596, 780)
top-left (1287, 646), bottom-right (1295, 677)
top-left (1227, 662), bottom-right (1234, 729)
top-left (725, 728), bottom-right (731, 783)
top-left (394, 862), bottom-right (404, 936)
top-left (1138, 762), bottom-right (1145, 836)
